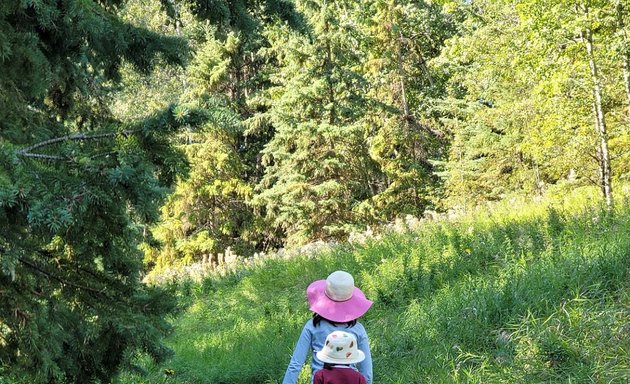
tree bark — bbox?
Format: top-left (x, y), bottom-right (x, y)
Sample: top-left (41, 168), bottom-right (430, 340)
top-left (396, 31), bottom-right (411, 119)
top-left (326, 40), bottom-right (336, 125)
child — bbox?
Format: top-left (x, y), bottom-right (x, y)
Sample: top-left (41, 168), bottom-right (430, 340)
top-left (282, 270), bottom-right (373, 384)
top-left (313, 331), bottom-right (367, 384)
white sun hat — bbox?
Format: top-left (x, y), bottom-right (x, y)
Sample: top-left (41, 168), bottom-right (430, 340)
top-left (315, 331), bottom-right (366, 365)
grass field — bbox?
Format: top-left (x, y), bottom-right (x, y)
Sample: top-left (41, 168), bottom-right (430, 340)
top-left (117, 189), bottom-right (630, 383)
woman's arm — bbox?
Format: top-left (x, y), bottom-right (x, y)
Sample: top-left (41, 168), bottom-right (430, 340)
top-left (357, 330), bottom-right (372, 384)
top-left (282, 322), bottom-right (312, 384)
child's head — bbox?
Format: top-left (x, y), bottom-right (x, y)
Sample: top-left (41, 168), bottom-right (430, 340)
top-left (306, 270), bottom-right (373, 323)
top-left (316, 331), bottom-right (365, 365)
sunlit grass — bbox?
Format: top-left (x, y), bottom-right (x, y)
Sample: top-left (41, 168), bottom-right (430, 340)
top-left (117, 187), bottom-right (630, 383)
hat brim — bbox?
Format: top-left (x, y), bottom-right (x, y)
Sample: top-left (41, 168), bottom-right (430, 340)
top-left (315, 349), bottom-right (366, 365)
top-left (306, 280), bottom-right (373, 323)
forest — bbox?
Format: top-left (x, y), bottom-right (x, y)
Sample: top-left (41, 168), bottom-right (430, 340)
top-left (1, 0), bottom-right (629, 382)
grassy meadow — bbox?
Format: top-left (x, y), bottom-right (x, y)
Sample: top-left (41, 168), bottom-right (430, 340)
top-left (118, 189), bottom-right (630, 383)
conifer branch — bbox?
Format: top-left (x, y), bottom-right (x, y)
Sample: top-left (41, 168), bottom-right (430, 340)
top-left (90, 151), bottom-right (118, 159)
top-left (18, 153), bottom-right (68, 161)
top-left (19, 132), bottom-right (119, 153)
top-left (18, 257), bottom-right (107, 297)
top-left (405, 114), bottom-right (445, 139)
top-left (65, 260), bottom-right (131, 295)
top-left (16, 131), bottom-right (136, 161)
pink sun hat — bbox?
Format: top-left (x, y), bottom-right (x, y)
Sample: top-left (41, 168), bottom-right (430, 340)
top-left (306, 271), bottom-right (373, 323)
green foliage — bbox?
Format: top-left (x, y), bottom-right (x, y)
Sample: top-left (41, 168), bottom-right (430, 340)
top-left (0, 103), bottom-right (210, 382)
top-left (135, 0), bottom-right (302, 266)
top-left (116, 190), bottom-right (630, 383)
top-left (6, 1), bottom-right (628, 380)
top-left (189, 0), bottom-right (301, 33)
top-left (356, 0), bottom-right (456, 219)
top-left (132, 0), bottom-right (630, 268)
top-left (254, 0), bottom-right (382, 246)
top-left (0, 1), bottom-right (219, 382)
top-left (146, 98), bottom-right (259, 270)
top-left (437, 0), bottom-right (630, 208)
top-left (250, 0), bottom-right (458, 246)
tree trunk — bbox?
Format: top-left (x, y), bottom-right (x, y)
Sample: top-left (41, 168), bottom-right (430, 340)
top-left (396, 31), bottom-right (411, 119)
top-left (326, 40), bottom-right (336, 125)
top-left (583, 26), bottom-right (613, 208)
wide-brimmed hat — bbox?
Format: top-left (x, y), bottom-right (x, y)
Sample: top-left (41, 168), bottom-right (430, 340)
top-left (316, 331), bottom-right (365, 365)
top-left (306, 270), bottom-right (373, 323)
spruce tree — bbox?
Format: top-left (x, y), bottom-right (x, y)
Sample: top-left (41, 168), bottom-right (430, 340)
top-left (356, 0), bottom-right (455, 219)
top-left (0, 1), bottom-right (205, 382)
top-left (252, 0), bottom-right (382, 247)
top-left (141, 0), bottom-right (302, 267)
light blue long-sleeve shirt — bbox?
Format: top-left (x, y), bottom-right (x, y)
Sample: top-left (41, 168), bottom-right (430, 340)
top-left (282, 318), bottom-right (372, 384)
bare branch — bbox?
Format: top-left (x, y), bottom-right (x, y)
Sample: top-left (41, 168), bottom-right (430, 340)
top-left (610, 151), bottom-right (630, 161)
top-left (18, 132), bottom-right (119, 154)
top-left (16, 130), bottom-right (136, 161)
top-left (405, 114), bottom-right (445, 139)
top-left (90, 151), bottom-right (118, 160)
top-left (18, 153), bottom-right (68, 161)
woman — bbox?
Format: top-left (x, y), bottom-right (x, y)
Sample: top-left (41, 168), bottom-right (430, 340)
top-left (282, 270), bottom-right (373, 384)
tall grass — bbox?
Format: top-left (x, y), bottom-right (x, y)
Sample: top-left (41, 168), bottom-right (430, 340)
top-left (117, 190), bottom-right (630, 383)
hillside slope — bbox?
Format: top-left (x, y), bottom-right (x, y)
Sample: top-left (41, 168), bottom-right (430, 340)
top-left (118, 193), bottom-right (630, 383)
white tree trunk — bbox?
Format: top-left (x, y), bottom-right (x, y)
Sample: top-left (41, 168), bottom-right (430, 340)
top-left (583, 26), bottom-right (613, 208)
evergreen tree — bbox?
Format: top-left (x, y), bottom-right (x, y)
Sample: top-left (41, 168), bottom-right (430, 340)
top-left (356, 0), bottom-right (455, 219)
top-left (253, 0), bottom-right (381, 247)
top-left (0, 1), bottom-right (207, 381)
top-left (145, 97), bottom-right (258, 269)
top-left (141, 0), bottom-right (302, 266)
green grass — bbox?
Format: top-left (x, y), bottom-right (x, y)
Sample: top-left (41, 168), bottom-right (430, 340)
top-left (117, 189), bottom-right (630, 383)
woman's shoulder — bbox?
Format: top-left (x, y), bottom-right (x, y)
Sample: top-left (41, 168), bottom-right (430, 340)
top-left (303, 318), bottom-right (316, 329)
top-left (352, 321), bottom-right (367, 332)
top-left (311, 317), bottom-right (368, 334)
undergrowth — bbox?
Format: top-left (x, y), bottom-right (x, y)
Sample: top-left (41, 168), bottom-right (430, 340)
top-left (117, 190), bottom-right (630, 383)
